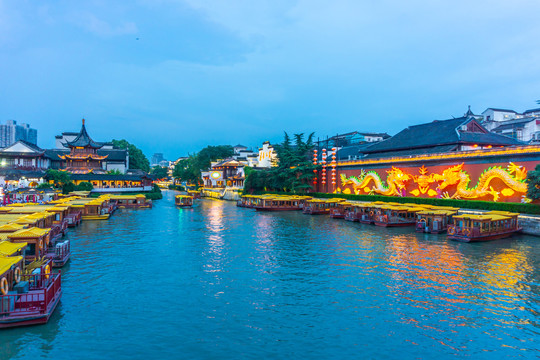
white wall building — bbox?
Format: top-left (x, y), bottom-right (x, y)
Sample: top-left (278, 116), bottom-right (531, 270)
top-left (257, 141), bottom-right (277, 168)
top-left (481, 107), bottom-right (540, 142)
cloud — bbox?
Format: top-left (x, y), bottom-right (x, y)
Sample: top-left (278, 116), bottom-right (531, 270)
top-left (70, 11), bottom-right (138, 37)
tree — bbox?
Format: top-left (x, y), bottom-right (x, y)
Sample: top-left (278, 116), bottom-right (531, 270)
top-left (112, 139), bottom-right (150, 172)
top-left (527, 164), bottom-right (540, 200)
top-left (244, 132), bottom-right (317, 193)
top-left (76, 182), bottom-right (94, 191)
top-left (172, 145), bottom-right (234, 185)
top-left (45, 169), bottom-right (71, 187)
top-left (151, 166), bottom-right (169, 179)
top-left (107, 169), bottom-right (122, 175)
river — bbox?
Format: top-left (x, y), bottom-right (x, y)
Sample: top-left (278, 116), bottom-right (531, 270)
top-left (1, 190), bottom-right (540, 359)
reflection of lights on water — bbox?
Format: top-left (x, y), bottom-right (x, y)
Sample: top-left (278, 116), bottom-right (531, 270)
top-left (386, 235), bottom-right (465, 302)
top-left (204, 203), bottom-right (225, 272)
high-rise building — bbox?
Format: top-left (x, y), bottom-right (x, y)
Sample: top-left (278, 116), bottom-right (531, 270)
top-left (151, 153), bottom-right (165, 166)
top-left (0, 120), bottom-right (38, 148)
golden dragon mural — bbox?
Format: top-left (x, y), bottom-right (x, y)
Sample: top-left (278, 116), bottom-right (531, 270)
top-left (339, 162), bottom-right (528, 202)
top-left (340, 167), bottom-right (411, 196)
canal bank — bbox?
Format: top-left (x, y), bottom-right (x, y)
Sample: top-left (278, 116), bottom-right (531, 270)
top-left (2, 190), bottom-right (540, 359)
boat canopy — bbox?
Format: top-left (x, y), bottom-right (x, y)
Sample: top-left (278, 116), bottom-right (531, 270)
top-left (453, 214), bottom-right (510, 221)
top-left (0, 241), bottom-right (27, 256)
top-left (8, 227), bottom-right (50, 239)
top-left (0, 255), bottom-right (23, 276)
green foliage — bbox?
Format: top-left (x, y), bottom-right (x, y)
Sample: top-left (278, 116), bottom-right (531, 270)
top-left (526, 164), bottom-right (540, 200)
top-left (168, 184), bottom-right (185, 191)
top-left (112, 139), bottom-right (150, 172)
top-left (62, 182), bottom-right (75, 194)
top-left (37, 183), bottom-right (53, 190)
top-left (45, 169), bottom-right (71, 187)
top-left (76, 182), bottom-right (94, 191)
top-left (106, 169), bottom-right (122, 175)
top-left (173, 145), bottom-right (234, 184)
top-left (257, 191), bottom-right (540, 215)
top-left (244, 132), bottom-right (317, 193)
top-left (151, 166), bottom-right (169, 179)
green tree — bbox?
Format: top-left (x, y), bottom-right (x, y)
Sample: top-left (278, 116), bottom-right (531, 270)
top-left (106, 169), bottom-right (122, 175)
top-left (112, 139), bottom-right (150, 172)
top-left (75, 182), bottom-right (94, 191)
top-left (45, 169), bottom-right (71, 187)
top-left (244, 132), bottom-right (317, 193)
top-left (172, 145), bottom-right (234, 185)
top-left (151, 166), bottom-right (169, 179)
top-left (527, 164), bottom-right (540, 200)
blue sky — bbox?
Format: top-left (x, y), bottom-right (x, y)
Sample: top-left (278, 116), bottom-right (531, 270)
top-left (1, 0), bottom-right (539, 160)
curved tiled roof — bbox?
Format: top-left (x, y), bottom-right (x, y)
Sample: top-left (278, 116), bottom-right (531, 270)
top-left (65, 120), bottom-right (103, 149)
top-left (361, 117), bottom-right (523, 155)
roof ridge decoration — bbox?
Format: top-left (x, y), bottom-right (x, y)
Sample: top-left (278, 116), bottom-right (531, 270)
top-left (64, 119), bottom-right (104, 149)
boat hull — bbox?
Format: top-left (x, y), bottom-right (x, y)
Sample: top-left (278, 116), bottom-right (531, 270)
top-left (374, 221), bottom-right (415, 227)
top-left (255, 206), bottom-right (301, 211)
top-left (448, 229), bottom-right (521, 242)
top-left (0, 290), bottom-right (62, 329)
top-left (82, 214), bottom-right (110, 220)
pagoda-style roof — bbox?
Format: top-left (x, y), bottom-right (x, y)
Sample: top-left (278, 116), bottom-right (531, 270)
top-left (58, 153), bottom-right (108, 161)
top-left (65, 119), bottom-right (104, 149)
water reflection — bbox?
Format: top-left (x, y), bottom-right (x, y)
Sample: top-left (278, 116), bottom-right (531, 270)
top-left (2, 192), bottom-right (540, 359)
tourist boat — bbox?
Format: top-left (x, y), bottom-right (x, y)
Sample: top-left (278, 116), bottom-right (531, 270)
top-left (7, 228), bottom-right (51, 263)
top-left (415, 208), bottom-right (459, 233)
top-left (302, 199), bottom-right (346, 215)
top-left (46, 238), bottom-right (71, 268)
top-left (175, 195), bottom-right (193, 207)
top-left (0, 255), bottom-right (62, 329)
top-left (254, 197), bottom-right (302, 211)
top-left (373, 205), bottom-right (426, 227)
top-left (330, 202), bottom-right (355, 219)
top-left (358, 203), bottom-right (387, 224)
top-left (447, 211), bottom-right (521, 242)
top-left (237, 195), bottom-right (255, 208)
top-left (109, 195), bottom-right (152, 209)
top-left (187, 190), bottom-right (201, 199)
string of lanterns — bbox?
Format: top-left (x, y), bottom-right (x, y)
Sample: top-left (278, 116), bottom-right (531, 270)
top-left (331, 147), bottom-right (336, 187)
top-left (321, 148), bottom-right (327, 185)
top-left (312, 149), bottom-right (318, 186)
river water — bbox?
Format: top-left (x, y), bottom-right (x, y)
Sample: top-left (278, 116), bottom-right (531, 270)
top-left (1, 190), bottom-right (540, 359)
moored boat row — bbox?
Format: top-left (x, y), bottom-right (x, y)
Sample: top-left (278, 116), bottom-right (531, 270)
top-left (0, 192), bottom-right (153, 329)
top-left (237, 194), bottom-right (522, 242)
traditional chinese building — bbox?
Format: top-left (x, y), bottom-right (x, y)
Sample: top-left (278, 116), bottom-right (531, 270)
top-left (58, 119), bottom-right (108, 174)
top-left (323, 115), bottom-right (540, 203)
top-left (201, 159), bottom-right (245, 188)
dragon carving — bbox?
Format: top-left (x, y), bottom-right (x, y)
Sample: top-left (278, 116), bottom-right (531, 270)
top-left (433, 162), bottom-right (527, 201)
top-left (340, 162), bottom-right (528, 202)
top-left (340, 167), bottom-right (410, 196)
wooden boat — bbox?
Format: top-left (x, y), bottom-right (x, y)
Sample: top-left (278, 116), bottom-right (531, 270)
top-left (330, 202), bottom-right (355, 219)
top-left (358, 203), bottom-right (386, 224)
top-left (254, 197), bottom-right (302, 211)
top-left (447, 211), bottom-right (521, 242)
top-left (187, 190), bottom-right (201, 199)
top-left (0, 256), bottom-right (62, 329)
top-left (237, 195), bottom-right (256, 208)
top-left (415, 208), bottom-right (458, 233)
top-left (47, 239), bottom-right (71, 268)
top-left (109, 195), bottom-right (152, 209)
top-left (175, 195), bottom-right (193, 208)
top-left (302, 199), bottom-right (346, 215)
top-left (373, 205), bottom-right (425, 227)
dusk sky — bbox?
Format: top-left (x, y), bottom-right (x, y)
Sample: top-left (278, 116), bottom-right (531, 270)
top-left (1, 0), bottom-right (539, 160)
